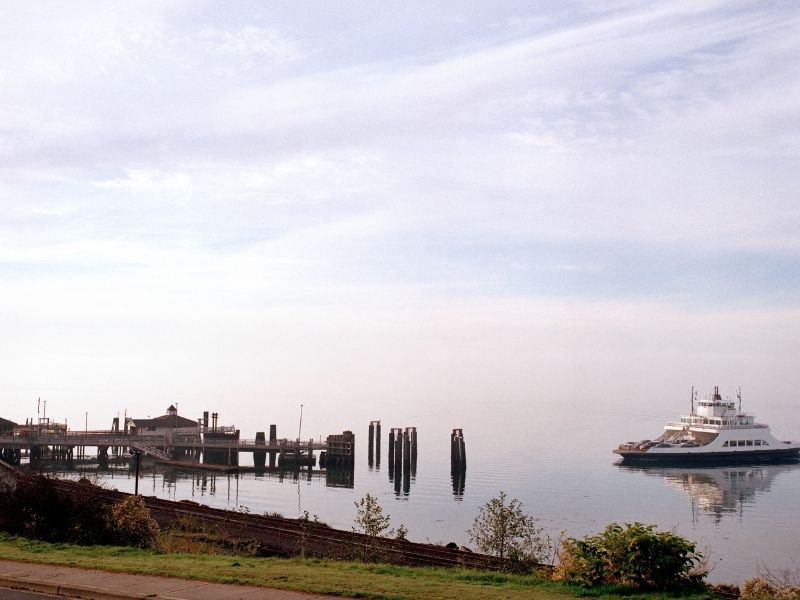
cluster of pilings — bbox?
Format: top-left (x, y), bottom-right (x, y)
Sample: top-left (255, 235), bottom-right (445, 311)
top-left (202, 411), bottom-right (240, 466)
top-left (388, 426), bottom-right (417, 495)
top-left (253, 425), bottom-right (278, 469)
top-left (25, 444), bottom-right (74, 463)
top-left (451, 428), bottom-right (466, 496)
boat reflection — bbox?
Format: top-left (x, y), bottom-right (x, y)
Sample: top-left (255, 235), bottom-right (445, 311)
top-left (618, 461), bottom-right (800, 522)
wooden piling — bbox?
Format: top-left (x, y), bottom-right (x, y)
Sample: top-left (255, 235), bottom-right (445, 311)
top-left (393, 429), bottom-right (402, 475)
top-left (402, 428), bottom-right (411, 473)
top-left (375, 421), bottom-right (381, 465)
top-left (450, 428), bottom-right (466, 496)
top-left (409, 426), bottom-right (417, 476)
top-left (269, 424), bottom-right (277, 468)
top-left (368, 421), bottom-right (375, 465)
top-left (254, 431), bottom-right (266, 469)
top-left (388, 428), bottom-right (395, 470)
top-left (451, 428), bottom-right (466, 472)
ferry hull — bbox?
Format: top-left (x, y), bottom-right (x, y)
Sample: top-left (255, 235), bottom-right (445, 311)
top-left (614, 447), bottom-right (800, 465)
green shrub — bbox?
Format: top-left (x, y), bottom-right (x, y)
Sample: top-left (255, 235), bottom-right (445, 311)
top-left (556, 522), bottom-right (705, 590)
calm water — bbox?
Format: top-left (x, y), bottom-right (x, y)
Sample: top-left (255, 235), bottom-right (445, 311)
top-left (38, 397), bottom-right (800, 585)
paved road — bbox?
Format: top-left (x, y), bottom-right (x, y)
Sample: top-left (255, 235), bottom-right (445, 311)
top-left (0, 559), bottom-right (345, 599)
top-left (0, 587), bottom-right (61, 599)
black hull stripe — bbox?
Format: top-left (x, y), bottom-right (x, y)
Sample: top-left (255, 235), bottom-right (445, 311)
top-left (615, 448), bottom-right (800, 463)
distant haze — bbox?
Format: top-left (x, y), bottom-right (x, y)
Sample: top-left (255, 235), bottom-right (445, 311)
top-left (2, 2), bottom-right (799, 436)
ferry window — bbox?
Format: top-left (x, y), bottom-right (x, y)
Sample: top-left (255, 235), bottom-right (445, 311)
top-left (746, 440), bottom-right (753, 446)
top-left (738, 440), bottom-right (746, 447)
top-left (722, 441), bottom-right (729, 447)
top-left (755, 440), bottom-right (762, 446)
top-left (763, 440), bottom-right (769, 446)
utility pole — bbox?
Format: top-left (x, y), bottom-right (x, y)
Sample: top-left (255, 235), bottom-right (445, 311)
top-left (131, 450), bottom-right (142, 495)
top-left (298, 404), bottom-right (304, 439)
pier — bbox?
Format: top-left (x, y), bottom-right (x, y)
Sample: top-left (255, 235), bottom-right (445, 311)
top-left (0, 425), bottom-right (352, 475)
top-left (0, 404), bottom-right (359, 473)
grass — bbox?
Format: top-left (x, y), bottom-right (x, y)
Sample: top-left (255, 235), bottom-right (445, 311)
top-left (0, 533), bottom-right (711, 600)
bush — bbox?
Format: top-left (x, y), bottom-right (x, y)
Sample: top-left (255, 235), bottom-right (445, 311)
top-left (467, 491), bottom-right (551, 571)
top-left (0, 476), bottom-right (110, 544)
top-left (107, 495), bottom-right (160, 549)
top-left (742, 572), bottom-right (800, 599)
top-left (0, 476), bottom-right (161, 549)
top-left (555, 522), bottom-right (705, 590)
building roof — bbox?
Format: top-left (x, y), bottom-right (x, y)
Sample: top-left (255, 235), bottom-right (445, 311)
top-left (131, 413), bottom-right (197, 429)
top-left (0, 417), bottom-right (16, 428)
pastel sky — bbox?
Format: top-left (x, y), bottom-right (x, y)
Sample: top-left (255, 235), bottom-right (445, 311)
top-left (2, 1), bottom-right (799, 435)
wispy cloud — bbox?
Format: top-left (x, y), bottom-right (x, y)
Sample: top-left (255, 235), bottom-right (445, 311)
top-left (1, 1), bottom-right (799, 425)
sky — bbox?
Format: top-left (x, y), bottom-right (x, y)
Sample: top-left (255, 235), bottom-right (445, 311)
top-left (1, 1), bottom-right (800, 436)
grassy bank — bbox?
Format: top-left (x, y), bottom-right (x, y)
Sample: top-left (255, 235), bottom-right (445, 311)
top-left (0, 533), bottom-right (711, 600)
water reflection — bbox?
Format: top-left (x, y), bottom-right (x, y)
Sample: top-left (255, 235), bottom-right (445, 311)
top-left (325, 465), bottom-right (354, 488)
top-left (618, 462), bottom-right (800, 522)
top-left (451, 468), bottom-right (465, 498)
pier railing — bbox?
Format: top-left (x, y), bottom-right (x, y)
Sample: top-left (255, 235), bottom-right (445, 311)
top-left (0, 431), bottom-right (328, 453)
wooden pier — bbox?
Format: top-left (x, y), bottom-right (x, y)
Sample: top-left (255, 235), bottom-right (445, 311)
top-left (0, 427), bottom-right (348, 470)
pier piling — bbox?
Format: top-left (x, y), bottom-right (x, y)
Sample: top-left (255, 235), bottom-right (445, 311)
top-left (269, 424), bottom-right (277, 468)
top-left (367, 420), bottom-right (381, 467)
top-left (254, 431), bottom-right (266, 469)
top-left (388, 428), bottom-right (396, 473)
top-left (450, 428), bottom-right (466, 496)
top-left (368, 421), bottom-right (374, 466)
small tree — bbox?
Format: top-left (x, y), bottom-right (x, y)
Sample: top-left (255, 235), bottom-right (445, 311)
top-left (108, 495), bottom-right (160, 549)
top-left (352, 493), bottom-right (391, 538)
top-left (352, 493), bottom-right (392, 561)
top-left (467, 491), bottom-right (551, 570)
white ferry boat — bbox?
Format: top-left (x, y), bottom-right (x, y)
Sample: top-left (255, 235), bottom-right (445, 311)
top-left (614, 387), bottom-right (800, 464)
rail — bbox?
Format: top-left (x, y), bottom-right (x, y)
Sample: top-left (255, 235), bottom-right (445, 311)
top-left (665, 421), bottom-right (768, 430)
top-left (0, 461), bottom-right (541, 572)
top-left (0, 432), bottom-right (329, 454)
top-left (129, 441), bottom-right (171, 461)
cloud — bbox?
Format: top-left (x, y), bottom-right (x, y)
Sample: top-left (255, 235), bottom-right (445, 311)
top-left (1, 1), bottom-right (800, 427)
top-left (198, 25), bottom-right (301, 60)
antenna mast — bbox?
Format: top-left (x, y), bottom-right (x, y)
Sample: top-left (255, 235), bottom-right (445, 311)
top-left (737, 387), bottom-right (742, 413)
top-left (298, 404), bottom-right (304, 439)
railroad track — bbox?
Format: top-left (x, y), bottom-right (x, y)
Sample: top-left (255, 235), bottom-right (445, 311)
top-left (1, 461), bottom-right (523, 571)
